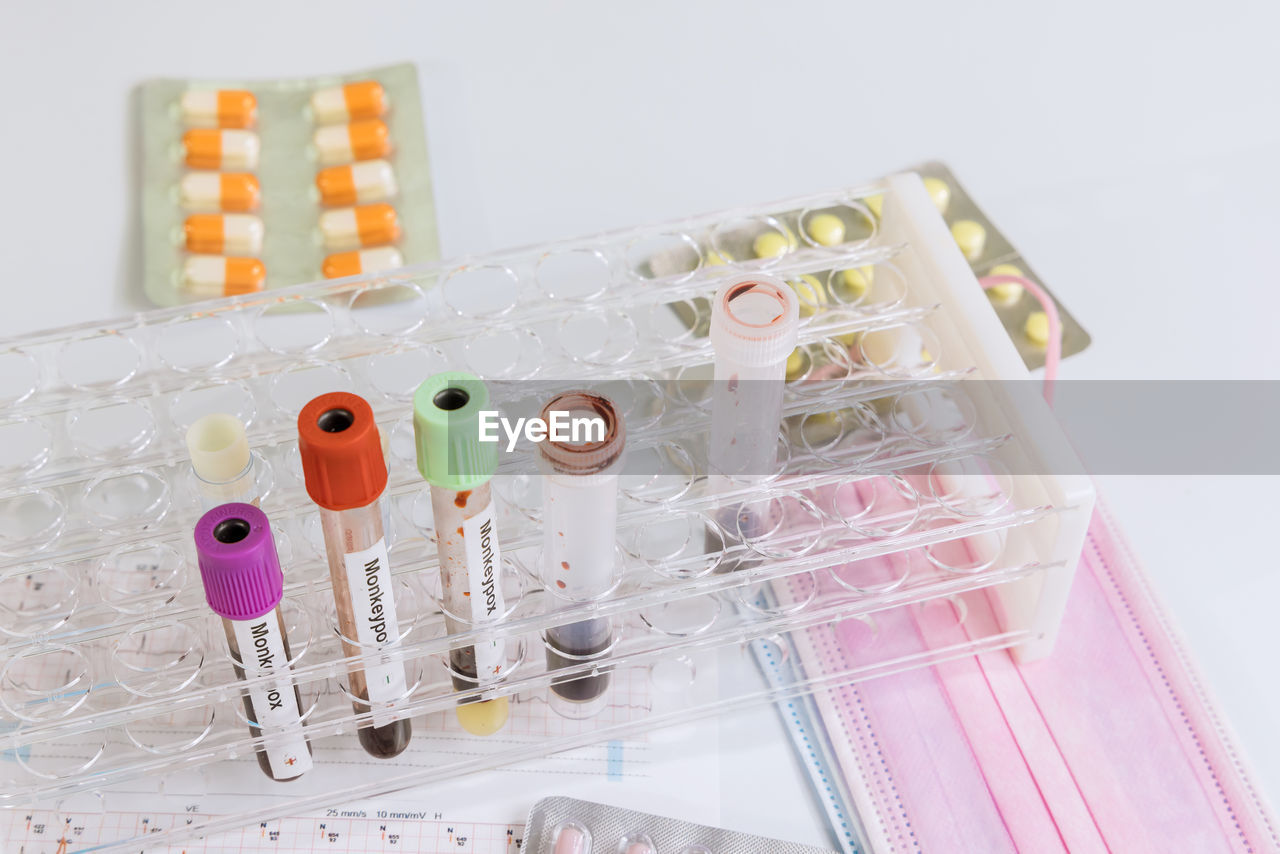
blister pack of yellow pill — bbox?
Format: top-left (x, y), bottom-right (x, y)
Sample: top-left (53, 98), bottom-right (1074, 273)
top-left (911, 160), bottom-right (1092, 368)
top-left (658, 161), bottom-right (1090, 371)
top-left (139, 62), bottom-right (439, 306)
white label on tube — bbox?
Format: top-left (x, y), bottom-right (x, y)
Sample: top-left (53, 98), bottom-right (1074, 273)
top-left (462, 501), bottom-right (506, 682)
top-left (230, 613), bottom-right (312, 778)
top-left (343, 538), bottom-right (408, 725)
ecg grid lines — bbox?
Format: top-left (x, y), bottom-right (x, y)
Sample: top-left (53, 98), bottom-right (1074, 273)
top-left (3, 665), bottom-right (659, 852)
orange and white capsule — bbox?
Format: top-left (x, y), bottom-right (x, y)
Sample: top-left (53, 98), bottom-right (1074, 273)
top-left (310, 80), bottom-right (386, 124)
top-left (313, 119), bottom-right (390, 166)
top-left (180, 89), bottom-right (257, 129)
top-left (184, 213), bottom-right (264, 255)
top-left (322, 247), bottom-right (404, 279)
top-left (315, 160), bottom-right (397, 207)
top-left (318, 203), bottom-right (400, 251)
top-left (182, 129), bottom-right (260, 170)
top-left (180, 172), bottom-right (261, 212)
top-left (182, 255), bottom-right (266, 296)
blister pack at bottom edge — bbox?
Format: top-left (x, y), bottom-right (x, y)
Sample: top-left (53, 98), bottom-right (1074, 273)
top-left (522, 795), bottom-right (838, 854)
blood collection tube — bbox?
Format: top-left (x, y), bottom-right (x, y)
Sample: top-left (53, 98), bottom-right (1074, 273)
top-left (413, 372), bottom-right (510, 736)
top-left (298, 391), bottom-right (412, 757)
top-left (187, 413), bottom-right (257, 510)
top-left (706, 275), bottom-right (799, 564)
top-left (537, 391), bottom-right (625, 719)
top-left (194, 503), bottom-right (312, 781)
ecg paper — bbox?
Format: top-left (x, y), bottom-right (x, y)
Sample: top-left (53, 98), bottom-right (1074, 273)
top-left (3, 657), bottom-right (722, 853)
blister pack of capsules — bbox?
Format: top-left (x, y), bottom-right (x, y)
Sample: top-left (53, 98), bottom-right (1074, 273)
top-left (0, 173), bottom-right (1092, 853)
top-left (521, 796), bottom-right (837, 854)
top-left (139, 62), bottom-right (438, 306)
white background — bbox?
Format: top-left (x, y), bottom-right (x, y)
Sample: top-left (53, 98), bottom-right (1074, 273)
top-left (2, 0), bottom-right (1279, 847)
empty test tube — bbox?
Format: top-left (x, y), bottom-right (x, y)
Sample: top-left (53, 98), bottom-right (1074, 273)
top-left (187, 413), bottom-right (257, 510)
top-left (413, 372), bottom-right (510, 736)
top-left (537, 391), bottom-right (625, 719)
top-left (194, 503), bottom-right (312, 781)
top-left (298, 392), bottom-right (411, 757)
top-left (707, 275), bottom-right (799, 564)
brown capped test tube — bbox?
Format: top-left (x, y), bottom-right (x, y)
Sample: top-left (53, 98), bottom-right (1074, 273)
top-left (537, 391), bottom-right (625, 719)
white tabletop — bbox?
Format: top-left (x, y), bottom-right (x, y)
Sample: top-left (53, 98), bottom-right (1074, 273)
top-left (3, 1), bottom-right (1278, 847)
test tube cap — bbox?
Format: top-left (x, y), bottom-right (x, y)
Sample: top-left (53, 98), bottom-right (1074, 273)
top-left (186, 413), bottom-right (251, 485)
top-left (194, 503), bottom-right (283, 621)
top-left (413, 372), bottom-right (499, 491)
top-left (298, 391), bottom-right (388, 511)
top-left (709, 274), bottom-right (800, 368)
top-left (537, 391), bottom-right (625, 476)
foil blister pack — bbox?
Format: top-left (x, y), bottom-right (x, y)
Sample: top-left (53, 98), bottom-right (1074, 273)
top-left (138, 62), bottom-right (438, 306)
top-left (0, 173), bottom-right (1093, 852)
top-left (521, 796), bottom-right (838, 853)
top-left (911, 160), bottom-right (1091, 368)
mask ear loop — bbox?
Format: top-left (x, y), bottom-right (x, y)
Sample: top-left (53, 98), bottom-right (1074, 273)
top-left (978, 274), bottom-right (1061, 406)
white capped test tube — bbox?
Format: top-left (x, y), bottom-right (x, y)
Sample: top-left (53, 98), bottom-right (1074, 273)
top-left (298, 392), bottom-right (411, 758)
top-left (537, 391), bottom-right (625, 719)
top-left (187, 413), bottom-right (257, 511)
top-left (413, 372), bottom-right (510, 736)
top-left (707, 275), bottom-right (800, 562)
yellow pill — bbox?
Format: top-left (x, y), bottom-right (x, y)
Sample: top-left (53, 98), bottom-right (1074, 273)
top-left (864, 194), bottom-right (884, 218)
top-left (834, 266), bottom-right (873, 302)
top-left (455, 697), bottom-right (509, 736)
top-left (785, 347), bottom-right (809, 381)
top-left (1024, 311), bottom-right (1050, 347)
top-left (788, 274), bottom-right (827, 317)
top-left (753, 229), bottom-right (795, 259)
top-left (806, 212), bottom-right (846, 247)
top-left (950, 219), bottom-right (987, 262)
top-left (922, 177), bottom-right (951, 214)
top-left (704, 249), bottom-right (728, 266)
top-left (986, 262), bottom-right (1025, 306)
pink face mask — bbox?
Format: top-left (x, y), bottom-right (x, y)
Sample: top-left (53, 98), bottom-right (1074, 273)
top-left (777, 499), bottom-right (1278, 853)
